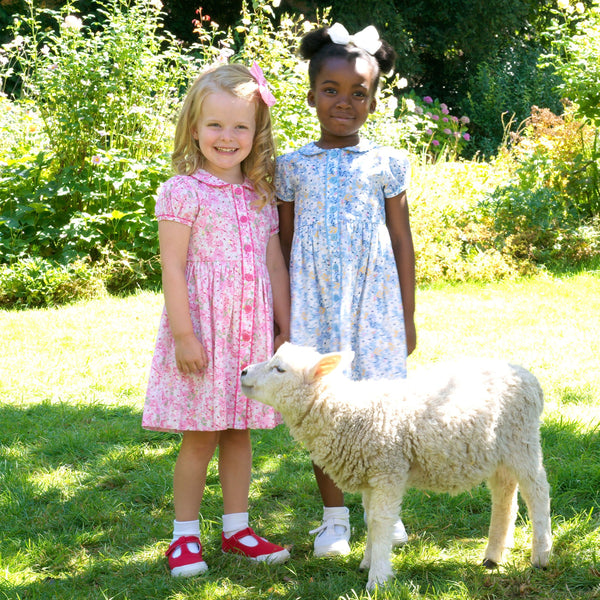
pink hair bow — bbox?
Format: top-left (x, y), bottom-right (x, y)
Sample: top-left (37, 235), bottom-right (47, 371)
top-left (249, 62), bottom-right (276, 107)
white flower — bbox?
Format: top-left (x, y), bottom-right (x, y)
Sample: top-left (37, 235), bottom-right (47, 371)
top-left (397, 77), bottom-right (408, 89)
top-left (218, 47), bottom-right (234, 63)
top-left (405, 98), bottom-right (416, 112)
top-left (557, 0), bottom-right (569, 9)
top-left (387, 96), bottom-right (398, 111)
top-left (149, 0), bottom-right (163, 9)
top-left (63, 15), bottom-right (83, 30)
top-left (41, 45), bottom-right (50, 56)
top-left (302, 21), bottom-right (313, 33)
top-left (272, 0), bottom-right (281, 6)
top-left (575, 1), bottom-right (585, 12)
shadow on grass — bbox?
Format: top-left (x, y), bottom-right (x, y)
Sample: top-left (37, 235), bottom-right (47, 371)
top-left (1, 402), bottom-right (598, 599)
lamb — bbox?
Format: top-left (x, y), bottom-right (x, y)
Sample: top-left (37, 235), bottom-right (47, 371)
top-left (240, 342), bottom-right (552, 591)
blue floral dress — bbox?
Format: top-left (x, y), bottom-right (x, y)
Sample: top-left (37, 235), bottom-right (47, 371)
top-left (276, 139), bottom-right (410, 380)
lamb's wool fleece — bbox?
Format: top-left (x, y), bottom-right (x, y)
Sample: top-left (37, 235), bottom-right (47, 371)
top-left (240, 343), bottom-right (552, 591)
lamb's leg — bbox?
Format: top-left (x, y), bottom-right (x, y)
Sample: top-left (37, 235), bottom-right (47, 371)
top-left (361, 490), bottom-right (373, 570)
top-left (515, 462), bottom-right (552, 568)
top-left (361, 487), bottom-right (401, 591)
top-left (484, 465), bottom-right (519, 567)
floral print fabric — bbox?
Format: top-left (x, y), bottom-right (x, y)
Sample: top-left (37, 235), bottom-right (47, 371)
top-left (143, 169), bottom-right (282, 432)
top-left (276, 140), bottom-right (410, 380)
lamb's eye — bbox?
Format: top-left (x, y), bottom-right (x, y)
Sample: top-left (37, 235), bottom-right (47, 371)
top-left (273, 365), bottom-right (286, 373)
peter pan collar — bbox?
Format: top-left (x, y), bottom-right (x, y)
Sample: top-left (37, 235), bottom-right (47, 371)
top-left (189, 168), bottom-right (253, 190)
top-left (298, 139), bottom-right (376, 156)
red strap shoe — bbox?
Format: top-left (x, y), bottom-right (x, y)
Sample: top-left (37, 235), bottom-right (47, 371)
top-left (222, 527), bottom-right (290, 564)
top-left (165, 535), bottom-right (208, 577)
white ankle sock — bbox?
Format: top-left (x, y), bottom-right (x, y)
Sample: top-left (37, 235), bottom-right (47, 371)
top-left (172, 519), bottom-right (201, 556)
top-left (323, 506), bottom-right (349, 535)
top-left (222, 512), bottom-right (257, 547)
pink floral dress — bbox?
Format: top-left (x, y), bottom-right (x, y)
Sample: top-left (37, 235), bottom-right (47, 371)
top-left (143, 169), bottom-right (282, 432)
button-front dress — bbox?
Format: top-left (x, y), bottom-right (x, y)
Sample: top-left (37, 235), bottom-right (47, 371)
top-left (143, 169), bottom-right (282, 432)
top-left (276, 140), bottom-right (410, 380)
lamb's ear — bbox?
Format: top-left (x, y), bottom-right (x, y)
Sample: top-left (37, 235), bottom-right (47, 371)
top-left (309, 351), bottom-right (353, 381)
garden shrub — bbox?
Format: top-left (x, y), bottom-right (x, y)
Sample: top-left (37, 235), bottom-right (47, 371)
top-left (462, 41), bottom-right (563, 158)
top-left (0, 257), bottom-right (106, 309)
top-left (0, 0), bottom-right (209, 294)
top-left (477, 105), bottom-right (600, 269)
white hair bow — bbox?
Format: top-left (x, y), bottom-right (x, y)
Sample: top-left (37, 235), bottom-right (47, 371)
top-left (327, 23), bottom-right (382, 55)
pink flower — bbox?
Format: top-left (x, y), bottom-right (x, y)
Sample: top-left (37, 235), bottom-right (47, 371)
top-left (91, 155), bottom-right (101, 165)
top-left (423, 96), bottom-right (433, 104)
top-left (442, 117), bottom-right (449, 122)
top-left (432, 139), bottom-right (440, 146)
top-left (426, 128), bottom-right (433, 135)
top-left (440, 103), bottom-right (449, 114)
top-left (460, 115), bottom-right (470, 124)
top-left (443, 128), bottom-right (452, 135)
top-left (463, 133), bottom-right (471, 141)
top-left (431, 114), bottom-right (439, 121)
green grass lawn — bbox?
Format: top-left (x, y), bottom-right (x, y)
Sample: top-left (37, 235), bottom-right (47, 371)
top-left (1, 272), bottom-right (599, 599)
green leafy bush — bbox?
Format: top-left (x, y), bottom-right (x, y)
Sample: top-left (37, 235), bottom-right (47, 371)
top-left (374, 89), bottom-right (471, 162)
top-left (0, 257), bottom-right (106, 309)
top-left (478, 105), bottom-right (600, 268)
top-left (0, 0), bottom-right (209, 292)
top-left (541, 0), bottom-right (600, 125)
top-left (463, 41), bottom-right (563, 158)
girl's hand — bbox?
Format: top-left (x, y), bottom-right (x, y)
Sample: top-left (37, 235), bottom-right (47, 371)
top-left (174, 333), bottom-right (208, 374)
top-left (405, 318), bottom-right (417, 356)
top-left (274, 330), bottom-right (290, 351)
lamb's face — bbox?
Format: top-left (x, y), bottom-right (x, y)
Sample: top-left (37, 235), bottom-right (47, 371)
top-left (240, 343), bottom-right (350, 414)
top-left (240, 343), bottom-right (317, 410)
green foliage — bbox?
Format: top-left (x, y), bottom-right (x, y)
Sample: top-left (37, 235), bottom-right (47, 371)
top-left (389, 90), bottom-right (471, 162)
top-left (0, 0), bottom-right (210, 293)
top-left (541, 0), bottom-right (600, 125)
top-left (478, 105), bottom-right (600, 268)
top-left (410, 161), bottom-right (531, 284)
top-left (463, 42), bottom-right (564, 158)
top-left (0, 0), bottom-right (598, 308)
top-left (0, 257), bottom-right (105, 308)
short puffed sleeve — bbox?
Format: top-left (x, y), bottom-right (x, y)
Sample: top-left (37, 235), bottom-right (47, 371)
top-left (274, 154), bottom-right (297, 203)
top-left (382, 148), bottom-right (411, 199)
top-left (265, 200), bottom-right (280, 236)
top-left (154, 176), bottom-right (201, 226)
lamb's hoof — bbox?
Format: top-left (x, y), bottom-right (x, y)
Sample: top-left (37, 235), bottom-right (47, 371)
top-left (482, 558), bottom-right (498, 569)
top-left (366, 575), bottom-right (392, 592)
top-left (359, 559), bottom-right (370, 571)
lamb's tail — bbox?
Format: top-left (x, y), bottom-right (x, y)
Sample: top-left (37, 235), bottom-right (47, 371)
top-left (514, 364), bottom-right (545, 417)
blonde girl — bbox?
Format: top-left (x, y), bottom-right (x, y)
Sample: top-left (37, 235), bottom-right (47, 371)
top-left (143, 63), bottom-right (290, 577)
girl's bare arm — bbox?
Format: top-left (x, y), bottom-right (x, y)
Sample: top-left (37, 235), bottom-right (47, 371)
top-left (158, 220), bottom-right (208, 373)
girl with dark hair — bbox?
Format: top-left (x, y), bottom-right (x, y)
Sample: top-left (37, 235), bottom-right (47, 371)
top-left (276, 24), bottom-right (416, 557)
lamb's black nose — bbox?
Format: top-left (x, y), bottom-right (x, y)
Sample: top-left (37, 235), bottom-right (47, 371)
top-left (241, 368), bottom-right (248, 376)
